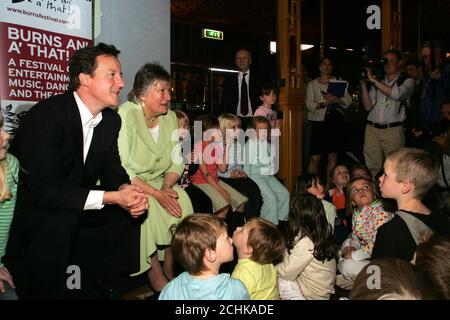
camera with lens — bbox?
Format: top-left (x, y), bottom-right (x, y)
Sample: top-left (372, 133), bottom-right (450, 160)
top-left (359, 45), bottom-right (388, 81)
top-left (362, 57), bottom-right (388, 81)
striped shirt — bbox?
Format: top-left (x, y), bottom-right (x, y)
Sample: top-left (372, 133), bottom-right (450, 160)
top-left (0, 154), bottom-right (19, 268)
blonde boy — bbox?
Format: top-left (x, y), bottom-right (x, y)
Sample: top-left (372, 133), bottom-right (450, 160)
top-left (372, 148), bottom-right (448, 261)
top-left (231, 218), bottom-right (285, 299)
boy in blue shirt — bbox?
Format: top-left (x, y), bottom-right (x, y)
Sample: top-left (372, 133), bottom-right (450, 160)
top-left (159, 214), bottom-right (249, 300)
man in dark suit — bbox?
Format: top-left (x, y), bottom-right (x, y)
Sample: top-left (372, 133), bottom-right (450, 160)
top-left (4, 43), bottom-right (148, 299)
top-left (222, 49), bottom-right (262, 128)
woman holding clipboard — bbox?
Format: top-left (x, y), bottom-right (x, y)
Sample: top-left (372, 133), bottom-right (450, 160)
top-left (305, 56), bottom-right (352, 187)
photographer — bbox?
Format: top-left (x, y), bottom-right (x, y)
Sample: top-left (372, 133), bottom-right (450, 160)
top-left (360, 49), bottom-right (415, 179)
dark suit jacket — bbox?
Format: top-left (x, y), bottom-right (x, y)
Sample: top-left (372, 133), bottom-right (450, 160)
top-left (5, 92), bottom-right (142, 287)
top-left (222, 69), bottom-right (262, 116)
top-left (10, 91), bottom-right (130, 222)
top-left (7, 91), bottom-right (138, 269)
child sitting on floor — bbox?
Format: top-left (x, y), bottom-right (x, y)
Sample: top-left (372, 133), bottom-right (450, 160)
top-left (373, 148), bottom-right (450, 262)
top-left (159, 214), bottom-right (249, 300)
top-left (244, 116), bottom-right (289, 225)
top-left (414, 233), bottom-right (450, 299)
top-left (337, 178), bottom-right (394, 281)
top-left (175, 110), bottom-right (213, 213)
top-left (327, 164), bottom-right (351, 245)
top-left (295, 173), bottom-right (337, 233)
top-left (277, 193), bottom-right (337, 300)
top-left (349, 258), bottom-right (422, 300)
top-left (254, 82), bottom-right (281, 130)
top-left (217, 113), bottom-right (263, 222)
top-left (190, 115), bottom-right (248, 219)
top-left (231, 218), bottom-right (285, 299)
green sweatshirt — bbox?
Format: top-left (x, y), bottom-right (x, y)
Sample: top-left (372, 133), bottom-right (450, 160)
top-left (0, 154), bottom-right (19, 268)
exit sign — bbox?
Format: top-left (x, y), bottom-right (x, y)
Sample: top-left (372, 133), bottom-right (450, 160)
top-left (202, 29), bottom-right (224, 40)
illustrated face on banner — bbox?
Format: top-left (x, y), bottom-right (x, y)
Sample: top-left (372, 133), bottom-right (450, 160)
top-left (0, 103), bottom-right (29, 136)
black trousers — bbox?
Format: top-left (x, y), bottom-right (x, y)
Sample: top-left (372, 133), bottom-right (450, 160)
top-left (4, 206), bottom-right (141, 299)
top-left (219, 176), bottom-right (262, 219)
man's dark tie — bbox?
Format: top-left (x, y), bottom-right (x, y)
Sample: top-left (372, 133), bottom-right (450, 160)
top-left (241, 73), bottom-right (249, 116)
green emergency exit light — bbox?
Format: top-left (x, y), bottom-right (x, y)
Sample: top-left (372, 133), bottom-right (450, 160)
top-left (202, 29), bottom-right (224, 40)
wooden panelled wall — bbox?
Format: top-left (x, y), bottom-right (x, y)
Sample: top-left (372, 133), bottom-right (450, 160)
top-left (277, 0), bottom-right (302, 192)
top-left (276, 0), bottom-right (402, 191)
top-left (382, 0), bottom-right (402, 52)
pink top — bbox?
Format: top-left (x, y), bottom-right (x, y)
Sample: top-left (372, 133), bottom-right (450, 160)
top-left (254, 106), bottom-right (278, 128)
top-left (190, 141), bottom-right (221, 184)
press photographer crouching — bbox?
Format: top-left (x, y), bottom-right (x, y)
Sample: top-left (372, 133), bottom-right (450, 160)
top-left (360, 49), bottom-right (416, 178)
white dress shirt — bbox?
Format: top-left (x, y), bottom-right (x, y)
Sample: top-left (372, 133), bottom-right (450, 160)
top-left (367, 74), bottom-right (415, 124)
top-left (74, 92), bottom-right (105, 210)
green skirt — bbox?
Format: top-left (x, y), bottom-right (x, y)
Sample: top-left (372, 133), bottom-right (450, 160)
top-left (133, 180), bottom-right (193, 276)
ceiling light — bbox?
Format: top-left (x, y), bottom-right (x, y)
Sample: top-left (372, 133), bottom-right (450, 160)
top-left (300, 44), bottom-right (314, 51)
top-left (270, 41), bottom-right (277, 54)
top-left (209, 68), bottom-right (239, 73)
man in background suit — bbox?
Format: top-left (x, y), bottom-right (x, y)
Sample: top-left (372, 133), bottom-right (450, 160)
top-left (5, 43), bottom-right (148, 299)
top-left (223, 49), bottom-right (262, 129)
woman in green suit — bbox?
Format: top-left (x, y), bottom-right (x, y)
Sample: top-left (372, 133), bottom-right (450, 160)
top-left (118, 63), bottom-right (193, 293)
